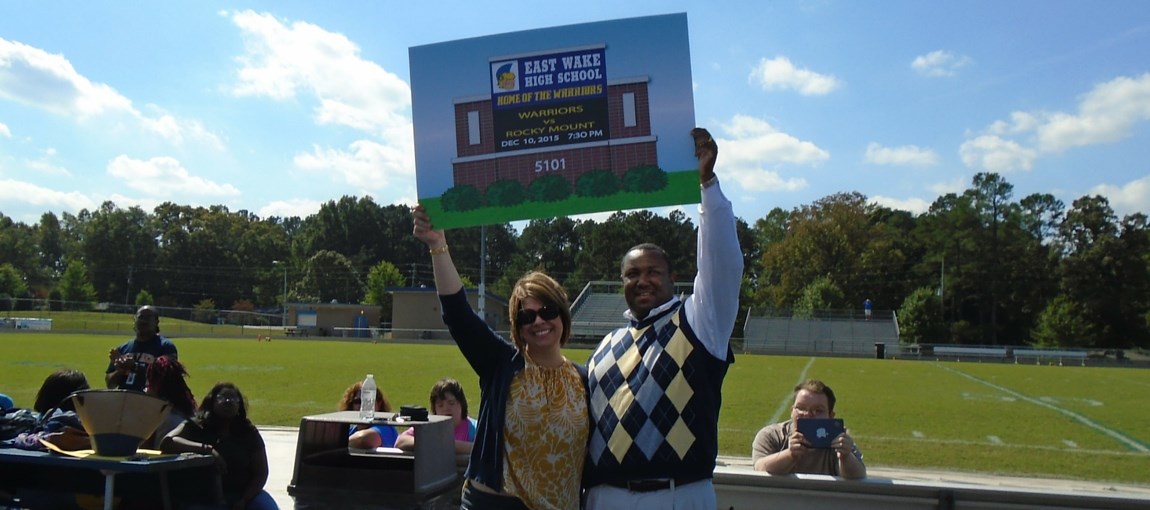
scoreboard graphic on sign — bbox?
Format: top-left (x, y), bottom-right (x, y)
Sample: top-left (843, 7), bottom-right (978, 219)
top-left (410, 14), bottom-right (697, 229)
top-left (490, 46), bottom-right (610, 152)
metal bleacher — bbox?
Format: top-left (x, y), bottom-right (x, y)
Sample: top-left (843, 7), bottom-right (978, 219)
top-left (742, 312), bottom-right (1094, 363)
top-left (570, 284), bottom-right (903, 358)
top-left (570, 280), bottom-right (694, 342)
top-left (570, 281), bottom-right (628, 342)
top-left (743, 310), bottom-right (901, 357)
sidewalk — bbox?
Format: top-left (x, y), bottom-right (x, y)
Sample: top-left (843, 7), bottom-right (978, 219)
top-left (262, 427), bottom-right (302, 510)
top-left (260, 427), bottom-right (1150, 509)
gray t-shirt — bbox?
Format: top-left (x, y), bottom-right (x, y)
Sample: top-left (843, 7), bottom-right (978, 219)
top-left (751, 420), bottom-right (864, 476)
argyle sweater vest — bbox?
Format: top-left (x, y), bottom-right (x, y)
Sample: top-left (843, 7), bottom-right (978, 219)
top-left (585, 303), bottom-right (733, 486)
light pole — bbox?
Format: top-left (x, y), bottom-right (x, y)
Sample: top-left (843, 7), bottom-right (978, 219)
top-left (273, 261), bottom-right (287, 327)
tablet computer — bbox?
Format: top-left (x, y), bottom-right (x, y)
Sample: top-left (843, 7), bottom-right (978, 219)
top-left (796, 418), bottom-right (844, 449)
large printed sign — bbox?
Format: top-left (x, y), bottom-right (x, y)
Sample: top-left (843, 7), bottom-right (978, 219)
top-left (410, 14), bottom-right (697, 229)
top-left (490, 46), bottom-right (610, 152)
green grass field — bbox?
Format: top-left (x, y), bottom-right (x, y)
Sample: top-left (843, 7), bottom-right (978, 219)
top-left (3, 332), bottom-right (1148, 486)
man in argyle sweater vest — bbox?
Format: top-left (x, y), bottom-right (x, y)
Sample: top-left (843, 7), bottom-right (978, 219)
top-left (585, 128), bottom-right (743, 510)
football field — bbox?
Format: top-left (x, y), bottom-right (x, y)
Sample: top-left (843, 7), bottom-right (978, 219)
top-left (2, 333), bottom-right (1148, 485)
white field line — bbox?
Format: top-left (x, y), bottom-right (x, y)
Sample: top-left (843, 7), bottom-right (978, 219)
top-left (767, 357), bottom-right (817, 425)
top-left (937, 364), bottom-right (1149, 453)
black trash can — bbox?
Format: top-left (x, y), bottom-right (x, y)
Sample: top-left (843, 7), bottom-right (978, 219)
top-left (875, 342), bottom-right (886, 360)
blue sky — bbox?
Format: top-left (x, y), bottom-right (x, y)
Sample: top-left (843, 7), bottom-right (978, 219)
top-left (2, 1), bottom-right (1149, 228)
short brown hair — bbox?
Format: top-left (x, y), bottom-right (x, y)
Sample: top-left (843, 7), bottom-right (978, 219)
top-left (794, 379), bottom-right (837, 411)
top-left (508, 271), bottom-right (572, 350)
top-left (429, 378), bottom-right (469, 418)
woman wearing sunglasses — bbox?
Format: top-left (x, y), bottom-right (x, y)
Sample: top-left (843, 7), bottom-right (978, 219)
top-left (161, 382), bottom-right (278, 509)
top-left (413, 205), bottom-right (588, 510)
top-left (337, 380), bottom-right (398, 448)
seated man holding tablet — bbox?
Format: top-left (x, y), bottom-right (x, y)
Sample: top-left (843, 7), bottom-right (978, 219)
top-left (751, 379), bottom-right (866, 479)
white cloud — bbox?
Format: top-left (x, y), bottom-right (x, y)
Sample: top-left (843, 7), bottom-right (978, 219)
top-left (26, 160), bottom-right (70, 177)
top-left (572, 204), bottom-right (696, 227)
top-left (572, 210), bottom-right (627, 224)
top-left (713, 115), bottom-right (821, 192)
top-left (1035, 73), bottom-right (1150, 153)
top-left (749, 57), bottom-right (840, 96)
top-left (732, 169), bottom-right (808, 194)
top-left (106, 155), bottom-right (241, 197)
top-left (959, 135), bottom-right (1037, 173)
top-left (864, 142), bottom-right (939, 167)
top-left (391, 194), bottom-right (418, 208)
top-left (722, 115), bottom-right (830, 164)
top-left (100, 193), bottom-right (159, 212)
top-left (139, 110), bottom-right (226, 150)
top-left (0, 178), bottom-right (96, 211)
top-left (258, 198), bottom-right (324, 220)
top-left (965, 73), bottom-right (1150, 172)
top-left (929, 176), bottom-right (969, 196)
top-left (911, 50), bottom-right (972, 77)
top-left (0, 37), bottom-right (224, 148)
top-left (0, 121), bottom-right (10, 138)
top-left (986, 111), bottom-right (1039, 136)
top-left (1088, 174), bottom-right (1150, 218)
top-left (0, 38), bottom-right (132, 117)
top-left (22, 147), bottom-right (70, 177)
top-left (871, 196), bottom-right (931, 215)
top-left (293, 136), bottom-right (415, 191)
top-left (229, 10), bottom-right (412, 136)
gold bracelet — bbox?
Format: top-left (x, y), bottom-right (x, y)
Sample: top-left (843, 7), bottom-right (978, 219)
top-left (429, 245), bottom-right (449, 255)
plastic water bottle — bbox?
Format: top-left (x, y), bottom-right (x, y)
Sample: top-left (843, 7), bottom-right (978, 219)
top-left (359, 374), bottom-right (377, 421)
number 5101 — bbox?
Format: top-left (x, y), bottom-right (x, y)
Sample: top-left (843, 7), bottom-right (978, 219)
top-left (535, 158), bottom-right (566, 173)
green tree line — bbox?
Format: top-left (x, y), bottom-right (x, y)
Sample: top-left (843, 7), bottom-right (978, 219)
top-left (1, 172), bottom-right (1147, 349)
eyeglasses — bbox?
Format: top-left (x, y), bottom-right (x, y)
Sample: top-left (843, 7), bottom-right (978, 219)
top-left (216, 396), bottom-right (241, 404)
top-left (516, 305), bottom-right (560, 327)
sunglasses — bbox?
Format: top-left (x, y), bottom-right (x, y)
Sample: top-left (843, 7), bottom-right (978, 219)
top-left (516, 305), bottom-right (560, 327)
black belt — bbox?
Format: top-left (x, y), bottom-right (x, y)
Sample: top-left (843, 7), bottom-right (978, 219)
top-left (603, 475), bottom-right (708, 493)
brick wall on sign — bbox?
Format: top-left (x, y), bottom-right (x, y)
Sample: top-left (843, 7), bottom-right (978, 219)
top-left (451, 80), bottom-right (657, 193)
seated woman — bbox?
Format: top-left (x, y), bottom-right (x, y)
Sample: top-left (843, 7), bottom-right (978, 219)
top-left (4, 369), bottom-right (90, 451)
top-left (338, 381), bottom-right (399, 449)
top-left (161, 382), bottom-right (278, 510)
top-left (144, 355), bottom-right (197, 448)
top-left (2, 371), bottom-right (92, 510)
top-left (394, 378), bottom-right (477, 455)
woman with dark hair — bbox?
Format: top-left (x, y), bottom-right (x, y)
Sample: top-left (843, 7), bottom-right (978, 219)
top-left (144, 355), bottom-right (197, 448)
top-left (414, 206), bottom-right (588, 510)
top-left (2, 371), bottom-right (91, 510)
top-left (32, 369), bottom-right (89, 414)
top-left (5, 369), bottom-right (90, 451)
top-left (337, 380), bottom-right (399, 448)
top-left (161, 382), bottom-right (277, 510)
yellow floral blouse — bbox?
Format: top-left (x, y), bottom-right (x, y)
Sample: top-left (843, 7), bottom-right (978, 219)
top-left (501, 357), bottom-right (588, 510)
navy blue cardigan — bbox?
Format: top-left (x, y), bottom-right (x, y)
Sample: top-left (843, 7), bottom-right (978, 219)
top-left (439, 289), bottom-right (588, 492)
